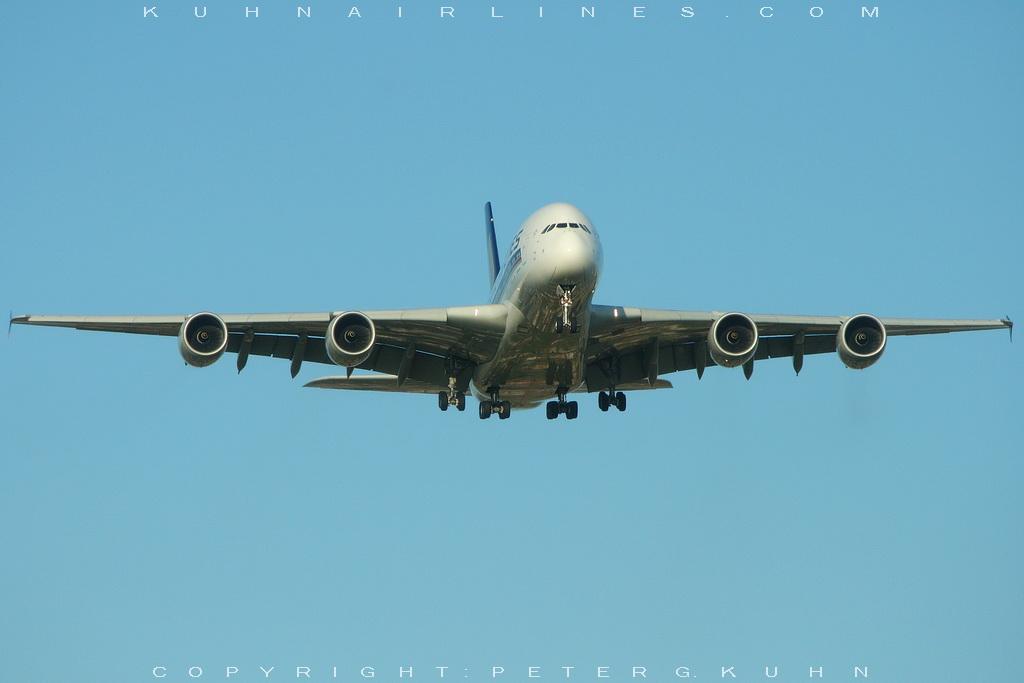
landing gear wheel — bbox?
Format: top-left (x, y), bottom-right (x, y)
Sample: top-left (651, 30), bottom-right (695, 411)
top-left (615, 391), bottom-right (626, 412)
top-left (481, 389), bottom-right (506, 421)
top-left (598, 391), bottom-right (610, 412)
top-left (456, 392), bottom-right (466, 411)
top-left (550, 387), bottom-right (578, 420)
top-left (569, 320), bottom-right (579, 334)
top-left (438, 391), bottom-right (449, 411)
top-left (555, 320), bottom-right (564, 334)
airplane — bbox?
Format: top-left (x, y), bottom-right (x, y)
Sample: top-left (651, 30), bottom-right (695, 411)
top-left (10, 202), bottom-right (1013, 420)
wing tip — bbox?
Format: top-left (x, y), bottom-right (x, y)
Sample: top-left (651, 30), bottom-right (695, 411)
top-left (1005, 315), bottom-right (1013, 342)
top-left (8, 312), bottom-right (28, 336)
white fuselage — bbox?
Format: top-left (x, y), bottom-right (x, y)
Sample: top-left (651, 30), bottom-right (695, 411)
top-left (471, 203), bottom-right (603, 407)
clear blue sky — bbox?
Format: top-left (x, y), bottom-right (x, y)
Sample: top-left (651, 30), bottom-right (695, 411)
top-left (1, 2), bottom-right (1021, 682)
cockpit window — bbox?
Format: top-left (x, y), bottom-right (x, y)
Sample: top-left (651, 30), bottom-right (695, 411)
top-left (542, 221), bottom-right (592, 234)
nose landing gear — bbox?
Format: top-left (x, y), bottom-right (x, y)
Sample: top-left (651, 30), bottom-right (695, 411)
top-left (598, 390), bottom-right (626, 412)
top-left (546, 387), bottom-right (579, 420)
top-left (479, 388), bottom-right (511, 420)
top-left (554, 285), bottom-right (579, 334)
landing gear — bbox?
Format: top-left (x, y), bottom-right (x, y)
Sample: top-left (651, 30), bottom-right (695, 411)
top-left (566, 401), bottom-right (578, 419)
top-left (598, 390), bottom-right (626, 412)
top-left (438, 376), bottom-right (466, 412)
top-left (478, 388), bottom-right (511, 420)
top-left (546, 388), bottom-right (579, 420)
top-left (554, 285), bottom-right (579, 334)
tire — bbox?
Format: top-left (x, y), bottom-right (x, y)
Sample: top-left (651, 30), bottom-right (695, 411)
top-left (499, 401), bottom-right (511, 419)
top-left (570, 320), bottom-right (579, 334)
top-left (555, 320), bottom-right (564, 334)
top-left (479, 401), bottom-right (492, 419)
top-left (566, 401), bottom-right (579, 420)
top-left (598, 391), bottom-right (609, 412)
top-left (546, 401), bottom-right (559, 420)
top-left (438, 391), bottom-right (449, 411)
top-left (616, 392), bottom-right (626, 412)
top-left (456, 393), bottom-right (466, 411)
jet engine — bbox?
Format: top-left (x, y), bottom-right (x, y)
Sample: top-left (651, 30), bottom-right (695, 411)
top-left (708, 312), bottom-right (759, 368)
top-left (178, 312), bottom-right (229, 367)
top-left (326, 311), bottom-right (376, 367)
top-left (838, 314), bottom-right (886, 369)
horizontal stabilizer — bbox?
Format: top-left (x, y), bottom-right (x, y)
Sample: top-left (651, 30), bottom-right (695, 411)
top-left (578, 379), bottom-right (673, 392)
top-left (608, 379), bottom-right (673, 391)
top-left (305, 374), bottom-right (441, 394)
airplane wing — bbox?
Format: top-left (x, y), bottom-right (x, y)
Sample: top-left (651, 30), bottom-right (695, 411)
top-left (10, 306), bottom-right (509, 390)
top-left (583, 305), bottom-right (1012, 390)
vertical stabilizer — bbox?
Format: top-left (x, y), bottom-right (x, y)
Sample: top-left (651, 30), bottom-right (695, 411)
top-left (485, 201), bottom-right (501, 286)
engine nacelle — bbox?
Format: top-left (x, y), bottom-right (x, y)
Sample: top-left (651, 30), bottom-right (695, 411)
top-left (178, 312), bottom-right (229, 367)
top-left (708, 312), bottom-right (759, 368)
top-left (326, 311), bottom-right (376, 367)
top-left (838, 314), bottom-right (886, 369)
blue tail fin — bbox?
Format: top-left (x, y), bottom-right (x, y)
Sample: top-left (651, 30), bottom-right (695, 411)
top-left (485, 201), bottom-right (501, 286)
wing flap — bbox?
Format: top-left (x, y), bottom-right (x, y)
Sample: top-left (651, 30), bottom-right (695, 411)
top-left (585, 334), bottom-right (835, 390)
top-left (224, 333), bottom-right (334, 365)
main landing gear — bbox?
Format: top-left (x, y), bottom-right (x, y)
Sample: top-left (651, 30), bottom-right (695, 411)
top-left (554, 285), bottom-right (579, 334)
top-left (437, 376), bottom-right (466, 412)
top-left (546, 388), bottom-right (579, 420)
top-left (598, 390), bottom-right (626, 412)
top-left (438, 390), bottom-right (466, 412)
top-left (479, 388), bottom-right (511, 420)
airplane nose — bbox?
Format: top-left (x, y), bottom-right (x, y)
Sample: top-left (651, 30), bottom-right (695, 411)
top-left (551, 229), bottom-right (595, 282)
